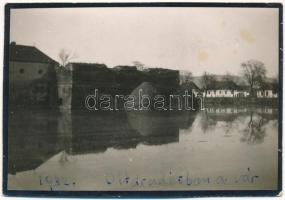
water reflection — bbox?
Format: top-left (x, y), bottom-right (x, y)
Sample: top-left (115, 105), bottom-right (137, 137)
top-left (8, 110), bottom-right (60, 174)
top-left (8, 106), bottom-right (278, 180)
top-left (71, 110), bottom-right (197, 155)
top-left (240, 112), bottom-right (276, 145)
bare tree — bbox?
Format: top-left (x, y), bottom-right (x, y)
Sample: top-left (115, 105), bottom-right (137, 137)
top-left (270, 77), bottom-right (278, 95)
top-left (223, 72), bottom-right (232, 82)
top-left (182, 71), bottom-right (193, 83)
top-left (201, 72), bottom-right (216, 93)
top-left (133, 61), bottom-right (147, 71)
top-left (58, 49), bottom-right (76, 69)
top-left (241, 60), bottom-right (267, 96)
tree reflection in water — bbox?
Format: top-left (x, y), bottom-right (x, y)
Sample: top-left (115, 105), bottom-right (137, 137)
top-left (199, 106), bottom-right (277, 143)
top-left (240, 112), bottom-right (268, 145)
top-left (200, 112), bottom-right (217, 134)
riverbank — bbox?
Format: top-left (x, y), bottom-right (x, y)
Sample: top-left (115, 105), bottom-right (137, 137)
top-left (204, 97), bottom-right (278, 107)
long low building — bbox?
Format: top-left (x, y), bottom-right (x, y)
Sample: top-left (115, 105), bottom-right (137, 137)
top-left (202, 81), bottom-right (249, 98)
top-left (197, 80), bottom-right (278, 98)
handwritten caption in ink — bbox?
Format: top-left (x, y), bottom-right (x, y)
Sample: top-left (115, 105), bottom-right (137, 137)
top-left (39, 175), bottom-right (76, 190)
top-left (104, 170), bottom-right (259, 187)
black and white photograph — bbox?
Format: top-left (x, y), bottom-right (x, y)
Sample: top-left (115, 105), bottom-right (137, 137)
top-left (3, 2), bottom-right (282, 197)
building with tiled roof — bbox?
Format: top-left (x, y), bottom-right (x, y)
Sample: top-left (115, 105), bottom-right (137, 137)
top-left (9, 42), bottom-right (58, 64)
top-left (9, 42), bottom-right (59, 108)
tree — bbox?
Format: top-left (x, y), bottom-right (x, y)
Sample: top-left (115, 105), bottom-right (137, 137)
top-left (241, 60), bottom-right (267, 96)
top-left (133, 61), bottom-right (147, 71)
top-left (270, 77), bottom-right (278, 94)
top-left (223, 72), bottom-right (232, 82)
top-left (58, 49), bottom-right (76, 69)
top-left (201, 72), bottom-right (216, 93)
top-left (181, 71), bottom-right (192, 84)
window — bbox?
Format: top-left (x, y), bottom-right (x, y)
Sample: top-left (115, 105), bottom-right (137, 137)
top-left (219, 91), bottom-right (221, 94)
top-left (19, 68), bottom-right (24, 74)
top-left (208, 91), bottom-right (210, 94)
top-left (266, 91), bottom-right (268, 96)
top-left (59, 98), bottom-right (63, 105)
top-left (225, 91), bottom-right (227, 94)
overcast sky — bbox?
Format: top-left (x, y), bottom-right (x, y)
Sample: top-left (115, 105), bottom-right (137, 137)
top-left (10, 7), bottom-right (279, 76)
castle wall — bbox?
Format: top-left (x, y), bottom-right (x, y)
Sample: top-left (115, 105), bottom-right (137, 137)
top-left (71, 64), bottom-right (180, 110)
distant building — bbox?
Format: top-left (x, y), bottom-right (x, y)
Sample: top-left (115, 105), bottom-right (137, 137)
top-left (203, 80), bottom-right (240, 98)
top-left (9, 42), bottom-right (59, 108)
top-left (233, 85), bottom-right (250, 98)
top-left (256, 83), bottom-right (278, 98)
top-left (180, 81), bottom-right (200, 96)
top-left (202, 79), bottom-right (277, 99)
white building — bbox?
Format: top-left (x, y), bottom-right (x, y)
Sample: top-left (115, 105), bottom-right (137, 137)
top-left (203, 81), bottom-right (241, 98)
top-left (256, 83), bottom-right (278, 98)
top-left (202, 80), bottom-right (277, 99)
top-left (257, 90), bottom-right (274, 98)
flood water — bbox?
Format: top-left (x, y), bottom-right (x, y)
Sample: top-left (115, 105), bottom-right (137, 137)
top-left (7, 106), bottom-right (279, 191)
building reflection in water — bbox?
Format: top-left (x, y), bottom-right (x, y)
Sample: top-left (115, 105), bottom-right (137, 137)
top-left (8, 110), bottom-right (60, 175)
top-left (71, 110), bottom-right (197, 154)
top-left (8, 106), bottom-right (277, 175)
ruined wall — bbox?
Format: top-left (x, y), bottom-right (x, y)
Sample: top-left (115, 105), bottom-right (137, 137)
top-left (113, 66), bottom-right (146, 95)
top-left (144, 68), bottom-right (180, 97)
top-left (71, 63), bottom-right (180, 110)
top-left (71, 63), bottom-right (117, 109)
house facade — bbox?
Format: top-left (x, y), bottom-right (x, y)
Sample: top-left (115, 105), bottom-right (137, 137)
top-left (9, 42), bottom-right (59, 109)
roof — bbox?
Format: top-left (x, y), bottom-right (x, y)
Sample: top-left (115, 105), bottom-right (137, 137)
top-left (9, 42), bottom-right (58, 64)
top-left (208, 80), bottom-right (240, 90)
top-left (238, 84), bottom-right (250, 90)
top-left (259, 82), bottom-right (278, 91)
top-left (181, 81), bottom-right (200, 90)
